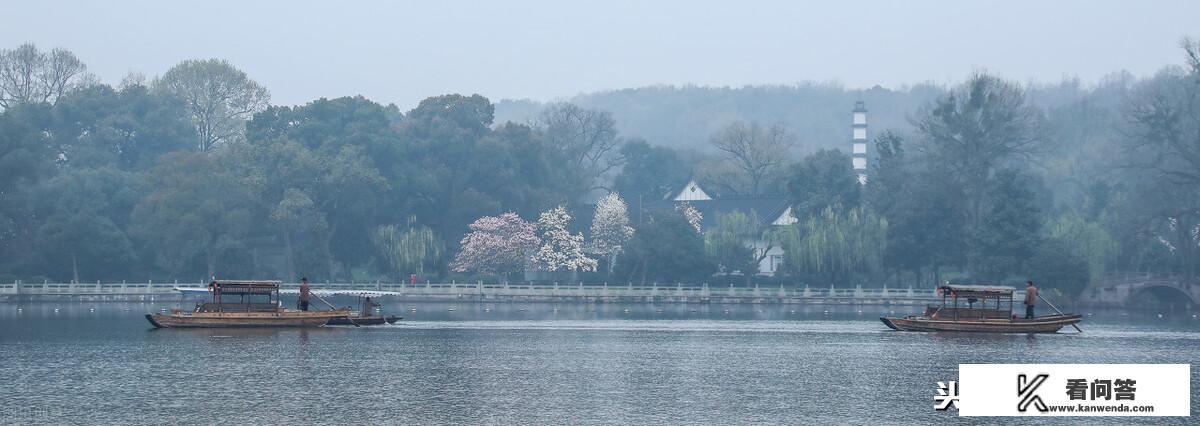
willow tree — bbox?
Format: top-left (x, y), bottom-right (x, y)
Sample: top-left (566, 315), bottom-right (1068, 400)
top-left (372, 219), bottom-right (442, 282)
top-left (705, 211), bottom-right (784, 284)
top-left (781, 205), bottom-right (887, 285)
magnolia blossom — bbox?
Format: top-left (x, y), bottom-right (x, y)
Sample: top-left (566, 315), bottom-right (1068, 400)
top-left (676, 202), bottom-right (703, 234)
top-left (589, 192), bottom-right (634, 258)
top-left (531, 206), bottom-right (598, 272)
top-left (450, 212), bottom-right (540, 274)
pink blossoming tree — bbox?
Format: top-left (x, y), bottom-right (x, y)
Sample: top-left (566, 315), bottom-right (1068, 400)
top-left (450, 212), bottom-right (540, 275)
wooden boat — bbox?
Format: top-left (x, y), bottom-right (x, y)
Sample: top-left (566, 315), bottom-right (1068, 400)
top-left (880, 284), bottom-right (1082, 333)
top-left (147, 280), bottom-right (349, 328)
top-left (326, 315), bottom-right (402, 326)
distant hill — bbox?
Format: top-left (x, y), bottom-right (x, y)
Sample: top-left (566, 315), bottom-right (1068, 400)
top-left (495, 83), bottom-right (948, 153)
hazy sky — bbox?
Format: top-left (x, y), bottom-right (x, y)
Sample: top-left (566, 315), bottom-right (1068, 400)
top-left (3, 1), bottom-right (1197, 109)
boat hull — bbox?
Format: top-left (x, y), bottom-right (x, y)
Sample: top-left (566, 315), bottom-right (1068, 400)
top-left (146, 310), bottom-right (349, 328)
top-left (880, 314), bottom-right (1082, 333)
top-left (325, 315), bottom-right (401, 326)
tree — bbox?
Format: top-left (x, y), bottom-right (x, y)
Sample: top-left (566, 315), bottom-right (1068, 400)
top-left (786, 149), bottom-right (860, 220)
top-left (612, 139), bottom-right (689, 204)
top-left (704, 211), bottom-right (774, 283)
top-left (974, 170), bottom-right (1044, 281)
top-left (780, 205), bottom-right (887, 285)
top-left (373, 219), bottom-right (442, 282)
top-left (245, 96), bottom-right (393, 278)
top-left (1027, 239), bottom-right (1090, 297)
top-left (864, 131), bottom-right (906, 215)
top-left (34, 167), bottom-right (141, 282)
top-left (0, 103), bottom-right (55, 271)
top-left (676, 202), bottom-right (702, 234)
top-left (880, 168), bottom-right (969, 287)
top-left (618, 211), bottom-right (715, 284)
top-left (531, 206), bottom-right (597, 272)
top-left (1121, 40), bottom-right (1200, 279)
top-left (0, 44), bottom-right (89, 109)
top-left (709, 121), bottom-right (793, 195)
top-left (540, 103), bottom-right (623, 192)
top-left (450, 213), bottom-right (540, 276)
top-left (589, 192), bottom-right (635, 274)
top-left (47, 83), bottom-right (195, 170)
top-left (913, 73), bottom-right (1043, 276)
top-left (268, 187), bottom-right (326, 282)
top-left (131, 152), bottom-right (254, 280)
top-left (472, 122), bottom-right (580, 220)
top-left (155, 59), bottom-right (270, 151)
top-left (1044, 213), bottom-right (1117, 282)
top-left (398, 94), bottom-right (503, 247)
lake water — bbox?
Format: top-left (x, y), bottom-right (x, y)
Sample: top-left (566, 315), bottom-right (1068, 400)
top-left (0, 300), bottom-right (1196, 424)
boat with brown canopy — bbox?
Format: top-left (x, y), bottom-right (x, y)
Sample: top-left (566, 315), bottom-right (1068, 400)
top-left (146, 280), bottom-right (349, 328)
top-left (880, 284), bottom-right (1082, 333)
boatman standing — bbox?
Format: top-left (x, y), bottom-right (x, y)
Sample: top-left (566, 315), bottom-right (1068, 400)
top-left (299, 277), bottom-right (311, 311)
top-left (361, 297), bottom-right (377, 318)
top-left (1023, 280), bottom-right (1038, 319)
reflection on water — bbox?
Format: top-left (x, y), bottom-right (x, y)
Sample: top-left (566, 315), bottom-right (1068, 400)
top-left (0, 302), bottom-right (1196, 424)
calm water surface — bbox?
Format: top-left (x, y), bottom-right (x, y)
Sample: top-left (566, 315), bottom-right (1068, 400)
top-left (0, 300), bottom-right (1196, 424)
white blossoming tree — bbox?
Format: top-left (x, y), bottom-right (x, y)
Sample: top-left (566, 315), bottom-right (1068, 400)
top-left (676, 202), bottom-right (703, 234)
top-left (531, 206), bottom-right (598, 273)
top-left (450, 212), bottom-right (540, 276)
top-left (589, 192), bottom-right (634, 274)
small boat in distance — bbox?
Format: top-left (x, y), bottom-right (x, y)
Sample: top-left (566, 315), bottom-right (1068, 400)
top-left (326, 315), bottom-right (401, 326)
top-left (880, 284), bottom-right (1082, 333)
top-left (147, 280), bottom-right (349, 328)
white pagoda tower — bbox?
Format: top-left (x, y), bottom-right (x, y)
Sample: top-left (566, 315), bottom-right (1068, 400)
top-left (851, 101), bottom-right (868, 185)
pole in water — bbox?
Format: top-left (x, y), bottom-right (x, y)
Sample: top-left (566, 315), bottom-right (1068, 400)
top-left (1038, 294), bottom-right (1082, 333)
top-left (312, 292), bottom-right (359, 327)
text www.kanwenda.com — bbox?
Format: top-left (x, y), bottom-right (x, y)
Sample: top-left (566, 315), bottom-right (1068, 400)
top-left (1047, 404), bottom-right (1155, 413)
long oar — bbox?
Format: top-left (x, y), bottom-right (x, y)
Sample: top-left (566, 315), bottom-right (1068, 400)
top-left (311, 292), bottom-right (359, 327)
top-left (1038, 294), bottom-right (1082, 333)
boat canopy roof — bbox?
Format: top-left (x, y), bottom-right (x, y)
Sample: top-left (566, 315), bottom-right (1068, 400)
top-left (939, 284), bottom-right (1015, 296)
top-left (279, 289), bottom-right (401, 298)
top-left (211, 280), bottom-right (280, 295)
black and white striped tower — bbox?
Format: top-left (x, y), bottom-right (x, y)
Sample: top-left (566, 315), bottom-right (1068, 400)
top-left (851, 101), bottom-right (868, 185)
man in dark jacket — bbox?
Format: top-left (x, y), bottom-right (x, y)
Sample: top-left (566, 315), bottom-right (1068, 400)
top-left (1023, 280), bottom-right (1038, 319)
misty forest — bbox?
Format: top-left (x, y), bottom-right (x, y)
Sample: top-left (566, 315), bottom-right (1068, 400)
top-left (2, 40), bottom-right (1199, 299)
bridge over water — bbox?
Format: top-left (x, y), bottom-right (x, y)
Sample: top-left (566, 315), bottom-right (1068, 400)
top-left (0, 280), bottom-right (963, 305)
top-left (1079, 273), bottom-right (1197, 309)
top-left (8, 278), bottom-right (1190, 309)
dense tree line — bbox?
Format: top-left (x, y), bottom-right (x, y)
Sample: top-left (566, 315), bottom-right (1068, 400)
top-left (1, 40), bottom-right (1198, 299)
